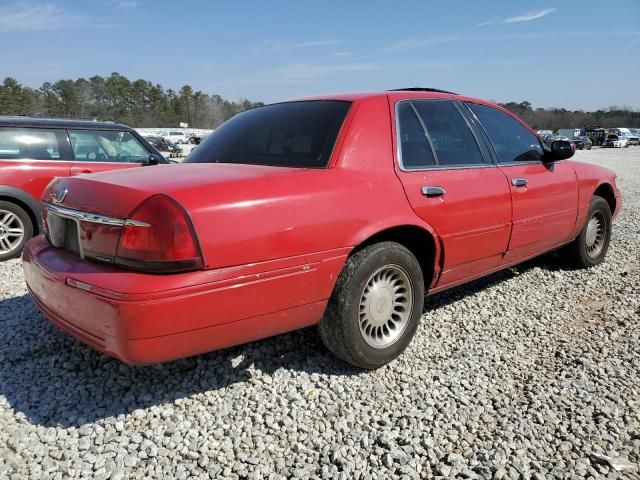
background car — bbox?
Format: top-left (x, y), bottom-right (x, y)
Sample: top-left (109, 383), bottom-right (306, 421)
top-left (0, 117), bottom-right (168, 260)
top-left (625, 132), bottom-right (640, 145)
top-left (144, 134), bottom-right (183, 158)
top-left (160, 131), bottom-right (187, 144)
top-left (23, 90), bottom-right (620, 369)
top-left (571, 136), bottom-right (593, 150)
top-left (603, 133), bottom-right (629, 148)
top-left (186, 134), bottom-right (203, 145)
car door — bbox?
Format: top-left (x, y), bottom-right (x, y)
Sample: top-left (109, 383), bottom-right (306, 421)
top-left (465, 102), bottom-right (578, 262)
top-left (0, 127), bottom-right (73, 200)
top-left (68, 129), bottom-right (150, 176)
top-left (393, 99), bottom-right (512, 288)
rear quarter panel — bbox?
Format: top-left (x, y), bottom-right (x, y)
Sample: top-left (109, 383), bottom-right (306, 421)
top-left (178, 96), bottom-right (432, 271)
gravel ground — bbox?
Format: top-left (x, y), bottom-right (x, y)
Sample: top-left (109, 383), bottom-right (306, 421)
top-left (1, 147), bottom-right (638, 479)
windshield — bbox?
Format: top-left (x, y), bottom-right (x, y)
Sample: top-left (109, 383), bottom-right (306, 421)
top-left (185, 100), bottom-right (351, 168)
top-left (69, 130), bottom-right (150, 163)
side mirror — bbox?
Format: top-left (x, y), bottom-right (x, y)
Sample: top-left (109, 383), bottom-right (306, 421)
top-left (147, 153), bottom-right (161, 165)
top-left (546, 140), bottom-right (574, 162)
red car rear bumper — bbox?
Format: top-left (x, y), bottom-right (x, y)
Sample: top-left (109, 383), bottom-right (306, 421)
top-left (23, 235), bottom-right (347, 364)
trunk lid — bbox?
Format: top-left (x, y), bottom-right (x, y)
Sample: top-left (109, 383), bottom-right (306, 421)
top-left (45, 163), bottom-right (297, 218)
top-left (41, 163), bottom-right (301, 264)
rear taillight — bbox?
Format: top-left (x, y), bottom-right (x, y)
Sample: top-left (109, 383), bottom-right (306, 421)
top-left (115, 195), bottom-right (203, 273)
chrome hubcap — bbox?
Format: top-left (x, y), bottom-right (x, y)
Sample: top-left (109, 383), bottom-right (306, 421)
top-left (0, 210), bottom-right (25, 255)
top-left (358, 265), bottom-right (413, 349)
top-left (585, 211), bottom-right (606, 258)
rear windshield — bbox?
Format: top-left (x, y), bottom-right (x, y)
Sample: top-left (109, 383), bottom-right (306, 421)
top-left (185, 100), bottom-right (351, 168)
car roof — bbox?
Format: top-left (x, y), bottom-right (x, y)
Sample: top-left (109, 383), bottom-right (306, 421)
top-left (291, 89), bottom-right (495, 107)
top-left (0, 116), bottom-right (132, 130)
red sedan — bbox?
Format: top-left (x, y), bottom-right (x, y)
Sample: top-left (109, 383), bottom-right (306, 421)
top-left (22, 89), bottom-right (621, 368)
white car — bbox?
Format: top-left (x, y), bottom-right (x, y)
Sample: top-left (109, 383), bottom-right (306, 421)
top-left (603, 134), bottom-right (629, 148)
top-left (160, 131), bottom-right (187, 144)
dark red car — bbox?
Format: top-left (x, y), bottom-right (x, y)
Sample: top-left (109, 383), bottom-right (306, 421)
top-left (0, 117), bottom-right (168, 260)
top-left (22, 89), bottom-right (621, 368)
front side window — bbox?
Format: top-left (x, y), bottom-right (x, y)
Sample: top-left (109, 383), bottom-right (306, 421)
top-left (69, 130), bottom-right (150, 163)
top-left (466, 103), bottom-right (544, 163)
top-left (412, 100), bottom-right (485, 166)
top-left (0, 128), bottom-right (64, 160)
top-left (185, 100), bottom-right (351, 168)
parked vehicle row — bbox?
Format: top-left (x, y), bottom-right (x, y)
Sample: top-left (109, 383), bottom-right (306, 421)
top-left (0, 117), bottom-right (169, 260)
top-left (154, 131), bottom-right (210, 145)
top-left (17, 89), bottom-right (622, 369)
top-left (142, 134), bottom-right (183, 158)
top-left (159, 130), bottom-right (188, 144)
top-left (539, 126), bottom-right (640, 149)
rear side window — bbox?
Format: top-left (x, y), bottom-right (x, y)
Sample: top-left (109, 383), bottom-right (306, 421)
top-left (185, 100), bottom-right (351, 168)
top-left (69, 130), bottom-right (150, 163)
top-left (412, 100), bottom-right (485, 166)
top-left (397, 102), bottom-right (436, 169)
top-left (466, 103), bottom-right (544, 163)
top-left (0, 128), bottom-right (64, 160)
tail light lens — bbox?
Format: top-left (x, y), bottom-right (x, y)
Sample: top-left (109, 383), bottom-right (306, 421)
top-left (115, 195), bottom-right (203, 273)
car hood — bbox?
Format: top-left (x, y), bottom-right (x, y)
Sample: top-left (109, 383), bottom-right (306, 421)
top-left (44, 163), bottom-right (305, 218)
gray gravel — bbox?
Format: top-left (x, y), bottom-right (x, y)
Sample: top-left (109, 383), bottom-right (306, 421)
top-left (1, 147), bottom-right (639, 479)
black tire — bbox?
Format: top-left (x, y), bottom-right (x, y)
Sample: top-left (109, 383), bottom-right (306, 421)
top-left (318, 241), bottom-right (425, 369)
top-left (0, 201), bottom-right (33, 261)
top-left (563, 196), bottom-right (611, 268)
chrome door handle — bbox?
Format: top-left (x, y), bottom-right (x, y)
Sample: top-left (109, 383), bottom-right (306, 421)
top-left (511, 178), bottom-right (528, 187)
top-left (421, 186), bottom-right (447, 197)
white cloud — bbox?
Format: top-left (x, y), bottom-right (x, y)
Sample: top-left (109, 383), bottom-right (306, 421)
top-left (386, 29), bottom-right (638, 52)
top-left (272, 62), bottom-right (379, 82)
top-left (478, 8), bottom-right (557, 26)
top-left (505, 8), bottom-right (557, 23)
top-left (385, 34), bottom-right (472, 51)
top-left (404, 61), bottom-right (454, 71)
top-left (477, 17), bottom-right (498, 27)
top-left (259, 39), bottom-right (340, 53)
top-left (0, 2), bottom-right (85, 32)
top-left (103, 0), bottom-right (139, 8)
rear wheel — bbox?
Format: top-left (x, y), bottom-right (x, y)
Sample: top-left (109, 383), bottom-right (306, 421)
top-left (563, 196), bottom-right (611, 268)
top-left (0, 201), bottom-right (33, 261)
top-left (319, 242), bottom-right (425, 369)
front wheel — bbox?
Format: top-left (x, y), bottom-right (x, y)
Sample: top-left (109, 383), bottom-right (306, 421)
top-left (563, 196), bottom-right (612, 268)
top-left (319, 242), bottom-right (425, 369)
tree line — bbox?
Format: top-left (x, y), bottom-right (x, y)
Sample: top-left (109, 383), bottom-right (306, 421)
top-left (1, 75), bottom-right (638, 130)
top-left (0, 74), bottom-right (263, 129)
top-left (497, 101), bottom-right (640, 131)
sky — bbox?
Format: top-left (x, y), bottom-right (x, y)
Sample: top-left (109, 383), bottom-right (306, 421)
top-left (1, 0), bottom-right (639, 110)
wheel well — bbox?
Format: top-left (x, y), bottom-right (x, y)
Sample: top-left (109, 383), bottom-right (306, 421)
top-left (594, 183), bottom-right (616, 213)
top-left (352, 226), bottom-right (437, 288)
top-left (0, 195), bottom-right (39, 234)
